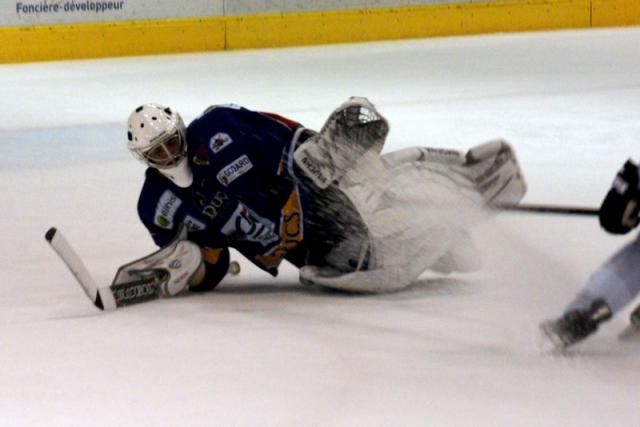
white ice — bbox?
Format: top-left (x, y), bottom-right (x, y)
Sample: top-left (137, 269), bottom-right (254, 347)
top-left (1, 28), bottom-right (640, 426)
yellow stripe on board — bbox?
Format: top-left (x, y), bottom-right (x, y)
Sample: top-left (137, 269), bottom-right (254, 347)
top-left (0, 18), bottom-right (226, 63)
top-left (0, 0), bottom-right (637, 63)
top-left (591, 0), bottom-right (640, 27)
top-left (227, 0), bottom-right (590, 49)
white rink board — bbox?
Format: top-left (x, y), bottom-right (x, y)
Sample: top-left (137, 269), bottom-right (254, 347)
top-left (2, 0), bottom-right (499, 26)
top-left (4, 0), bottom-right (224, 25)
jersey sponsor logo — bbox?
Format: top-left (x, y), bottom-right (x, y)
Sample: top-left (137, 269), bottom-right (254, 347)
top-left (217, 155), bottom-right (253, 186)
top-left (154, 190), bottom-right (182, 229)
top-left (209, 132), bottom-right (233, 154)
top-left (199, 190), bottom-right (229, 221)
top-left (192, 144), bottom-right (209, 166)
top-left (256, 187), bottom-right (304, 269)
top-left (221, 203), bottom-right (279, 247)
top-left (183, 215), bottom-right (206, 232)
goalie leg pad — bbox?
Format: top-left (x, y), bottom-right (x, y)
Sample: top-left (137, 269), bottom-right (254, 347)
top-left (325, 143), bottom-right (520, 291)
top-left (300, 265), bottom-right (409, 293)
top-left (429, 231), bottom-right (482, 274)
top-left (463, 139), bottom-right (527, 207)
top-left (381, 146), bottom-right (465, 168)
top-left (306, 140), bottom-right (526, 292)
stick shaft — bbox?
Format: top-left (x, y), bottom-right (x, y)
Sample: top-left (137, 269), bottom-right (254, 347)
top-left (46, 227), bottom-right (116, 310)
top-left (501, 203), bottom-right (599, 216)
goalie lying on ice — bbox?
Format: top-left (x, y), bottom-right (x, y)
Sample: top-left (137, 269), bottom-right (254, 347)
top-left (126, 97), bottom-right (526, 296)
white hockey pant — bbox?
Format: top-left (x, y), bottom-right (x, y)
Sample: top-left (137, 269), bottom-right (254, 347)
top-left (566, 237), bottom-right (640, 315)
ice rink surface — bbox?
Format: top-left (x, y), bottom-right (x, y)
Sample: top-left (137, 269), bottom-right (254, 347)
top-left (1, 27), bottom-right (640, 426)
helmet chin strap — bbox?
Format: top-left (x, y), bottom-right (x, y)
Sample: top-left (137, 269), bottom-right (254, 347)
top-left (158, 158), bottom-right (193, 188)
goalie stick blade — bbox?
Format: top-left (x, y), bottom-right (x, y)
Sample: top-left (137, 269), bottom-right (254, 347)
top-left (45, 227), bottom-right (117, 311)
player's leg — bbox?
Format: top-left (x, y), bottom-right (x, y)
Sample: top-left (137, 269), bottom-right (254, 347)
top-left (541, 238), bottom-right (640, 348)
top-left (566, 240), bottom-right (640, 314)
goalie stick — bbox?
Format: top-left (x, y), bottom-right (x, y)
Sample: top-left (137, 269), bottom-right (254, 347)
top-left (45, 227), bottom-right (240, 311)
top-left (45, 227), bottom-right (118, 310)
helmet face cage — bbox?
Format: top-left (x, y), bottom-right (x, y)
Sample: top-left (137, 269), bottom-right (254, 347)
top-left (137, 130), bottom-right (186, 169)
top-left (127, 105), bottom-right (187, 170)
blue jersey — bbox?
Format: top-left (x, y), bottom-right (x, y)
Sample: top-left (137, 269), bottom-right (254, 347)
top-left (137, 105), bottom-right (308, 276)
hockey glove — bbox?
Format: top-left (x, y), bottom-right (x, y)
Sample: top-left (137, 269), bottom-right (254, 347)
top-left (293, 97), bottom-right (389, 189)
top-left (599, 160), bottom-right (640, 234)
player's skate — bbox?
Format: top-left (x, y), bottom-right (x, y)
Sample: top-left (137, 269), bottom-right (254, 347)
top-left (540, 299), bottom-right (612, 349)
top-left (618, 304), bottom-right (640, 340)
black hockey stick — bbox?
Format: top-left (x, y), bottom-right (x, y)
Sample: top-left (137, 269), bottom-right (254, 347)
top-left (45, 227), bottom-right (165, 310)
top-left (46, 227), bottom-right (118, 310)
top-left (499, 203), bottom-right (599, 216)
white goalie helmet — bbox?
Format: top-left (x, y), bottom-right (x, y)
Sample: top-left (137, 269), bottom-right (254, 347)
top-left (127, 103), bottom-right (193, 187)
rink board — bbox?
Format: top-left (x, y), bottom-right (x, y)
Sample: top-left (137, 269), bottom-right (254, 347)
top-left (0, 0), bottom-right (638, 63)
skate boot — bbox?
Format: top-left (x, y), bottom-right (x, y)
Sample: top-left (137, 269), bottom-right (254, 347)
top-left (618, 304), bottom-right (640, 340)
top-left (630, 304), bottom-right (640, 328)
top-left (540, 299), bottom-right (612, 349)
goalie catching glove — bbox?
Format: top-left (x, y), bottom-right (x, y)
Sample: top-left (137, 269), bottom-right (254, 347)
top-left (293, 96), bottom-right (389, 189)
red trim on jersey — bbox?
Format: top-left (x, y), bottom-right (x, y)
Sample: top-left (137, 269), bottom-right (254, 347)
top-left (260, 112), bottom-right (301, 130)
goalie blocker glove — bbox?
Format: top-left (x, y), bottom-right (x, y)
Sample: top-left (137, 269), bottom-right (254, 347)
top-left (599, 159), bottom-right (640, 234)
